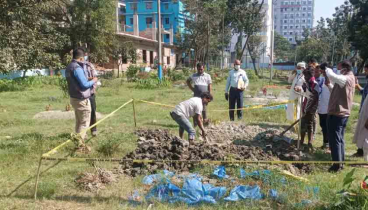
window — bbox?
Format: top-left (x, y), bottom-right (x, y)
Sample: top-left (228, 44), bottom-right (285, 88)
top-left (284, 32), bottom-right (287, 35)
top-left (303, 7), bottom-right (307, 11)
top-left (130, 3), bottom-right (137, 11)
top-left (285, 8), bottom-right (288, 11)
top-left (295, 32), bottom-right (298, 36)
top-left (130, 18), bottom-right (133, 24)
top-left (291, 2), bottom-right (295, 5)
top-left (284, 26), bottom-right (288, 29)
top-left (290, 19), bottom-right (294, 24)
top-left (165, 18), bottom-right (170, 24)
top-left (167, 56), bottom-right (170, 64)
top-left (296, 19), bottom-right (300, 23)
top-left (164, 3), bottom-right (169, 10)
top-left (142, 50), bottom-right (147, 63)
top-left (291, 8), bottom-right (294, 11)
top-left (308, 6), bottom-right (312, 11)
top-left (146, 17), bottom-right (153, 25)
top-left (308, 13), bottom-right (311, 17)
top-left (296, 25), bottom-right (299, 29)
top-left (302, 25), bottom-right (306, 29)
top-left (297, 1), bottom-right (301, 5)
top-left (302, 13), bottom-right (306, 17)
top-left (307, 19), bottom-right (311, 23)
top-left (146, 2), bottom-right (152, 9)
top-left (274, 25), bottom-right (277, 29)
top-left (308, 0), bottom-right (312, 4)
top-left (284, 14), bottom-right (288, 18)
top-left (296, 13), bottom-right (300, 17)
top-left (289, 38), bottom-right (293, 41)
top-left (307, 25), bottom-right (311, 28)
top-left (290, 25), bottom-right (293, 29)
top-left (281, 8), bottom-right (284, 12)
top-left (303, 1), bottom-right (306, 5)
top-left (302, 19), bottom-right (306, 23)
top-left (120, 6), bottom-right (126, 13)
top-left (290, 32), bottom-right (293, 35)
top-left (165, 34), bottom-right (170, 39)
top-left (284, 20), bottom-right (288, 23)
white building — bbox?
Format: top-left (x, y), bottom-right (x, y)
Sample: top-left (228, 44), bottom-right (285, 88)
top-left (273, 0), bottom-right (315, 44)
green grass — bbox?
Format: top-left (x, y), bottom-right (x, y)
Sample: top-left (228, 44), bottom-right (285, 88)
top-left (0, 75), bottom-right (367, 209)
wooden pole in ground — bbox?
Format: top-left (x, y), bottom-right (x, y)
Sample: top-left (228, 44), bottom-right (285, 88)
top-left (297, 96), bottom-right (303, 150)
top-left (33, 157), bottom-right (43, 200)
top-left (280, 119), bottom-right (300, 137)
top-left (132, 99), bottom-right (137, 128)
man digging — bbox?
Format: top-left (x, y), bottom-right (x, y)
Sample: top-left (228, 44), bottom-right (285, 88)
top-left (170, 93), bottom-right (213, 144)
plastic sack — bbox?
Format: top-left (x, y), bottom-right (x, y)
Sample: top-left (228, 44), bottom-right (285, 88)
top-left (145, 182), bottom-right (181, 202)
top-left (213, 166), bottom-right (229, 179)
top-left (269, 189), bottom-right (278, 199)
top-left (240, 169), bottom-right (271, 179)
top-left (171, 178), bottom-right (227, 205)
top-left (224, 185), bottom-right (263, 201)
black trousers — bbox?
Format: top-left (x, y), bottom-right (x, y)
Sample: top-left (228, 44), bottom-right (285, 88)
top-left (89, 94), bottom-right (97, 132)
top-left (318, 114), bottom-right (328, 145)
top-left (229, 87), bottom-right (244, 121)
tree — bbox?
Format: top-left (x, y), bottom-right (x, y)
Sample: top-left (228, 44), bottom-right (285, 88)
top-left (349, 0), bottom-right (368, 72)
top-left (177, 0), bottom-right (229, 68)
top-left (246, 34), bottom-right (265, 74)
top-left (296, 38), bottom-right (330, 62)
top-left (0, 0), bottom-right (68, 74)
top-left (225, 0), bottom-right (265, 60)
top-left (274, 32), bottom-right (292, 62)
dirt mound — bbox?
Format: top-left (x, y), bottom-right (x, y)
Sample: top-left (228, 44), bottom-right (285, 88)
top-left (75, 168), bottom-right (117, 192)
top-left (120, 123), bottom-right (313, 177)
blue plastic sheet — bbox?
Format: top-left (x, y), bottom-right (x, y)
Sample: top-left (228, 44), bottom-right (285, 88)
top-left (240, 169), bottom-right (271, 179)
top-left (224, 185), bottom-right (263, 201)
top-left (269, 189), bottom-right (278, 199)
top-left (145, 182), bottom-right (181, 202)
top-left (142, 170), bottom-right (175, 185)
top-left (128, 190), bottom-right (142, 206)
top-left (213, 166), bottom-right (229, 179)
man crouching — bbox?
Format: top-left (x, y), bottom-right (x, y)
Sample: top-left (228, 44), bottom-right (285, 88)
top-left (170, 92), bottom-right (213, 143)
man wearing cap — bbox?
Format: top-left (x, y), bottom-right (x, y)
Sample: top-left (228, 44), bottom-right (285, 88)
top-left (286, 62), bottom-right (306, 122)
top-left (225, 60), bottom-right (249, 121)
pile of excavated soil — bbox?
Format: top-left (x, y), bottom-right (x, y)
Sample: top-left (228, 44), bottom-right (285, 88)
top-left (75, 168), bottom-right (117, 192)
top-left (119, 123), bottom-right (313, 177)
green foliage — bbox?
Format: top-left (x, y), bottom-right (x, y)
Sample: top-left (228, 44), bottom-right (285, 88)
top-left (97, 137), bottom-right (123, 157)
top-left (296, 37), bottom-right (330, 63)
top-left (58, 77), bottom-right (69, 98)
top-left (274, 32), bottom-right (293, 62)
top-left (181, 68), bottom-right (191, 76)
top-left (135, 78), bottom-right (172, 89)
top-left (246, 69), bottom-right (259, 81)
top-left (0, 76), bottom-right (60, 92)
top-left (168, 71), bottom-right (186, 82)
top-left (126, 65), bottom-right (140, 81)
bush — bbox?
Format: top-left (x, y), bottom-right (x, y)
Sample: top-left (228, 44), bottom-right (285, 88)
top-left (58, 77), bottom-right (69, 98)
top-left (97, 138), bottom-right (123, 157)
top-left (245, 69), bottom-right (260, 81)
top-left (0, 76), bottom-right (61, 92)
top-left (135, 77), bottom-right (172, 89)
top-left (126, 65), bottom-right (140, 81)
top-left (169, 71), bottom-right (186, 82)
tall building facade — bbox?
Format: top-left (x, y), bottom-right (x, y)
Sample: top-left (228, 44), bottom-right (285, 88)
top-left (273, 0), bottom-right (315, 44)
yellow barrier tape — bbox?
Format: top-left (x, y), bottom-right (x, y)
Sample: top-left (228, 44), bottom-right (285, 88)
top-left (42, 99), bottom-right (133, 157)
top-left (41, 157), bottom-right (368, 165)
top-left (137, 99), bottom-right (175, 108)
top-left (138, 99), bottom-right (295, 112)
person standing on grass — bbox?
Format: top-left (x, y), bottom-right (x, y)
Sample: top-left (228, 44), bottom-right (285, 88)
top-left (353, 88), bottom-right (368, 162)
top-left (315, 64), bottom-right (331, 150)
top-left (295, 67), bottom-right (319, 152)
top-left (225, 59), bottom-right (249, 121)
top-left (352, 64), bottom-right (368, 157)
top-left (186, 63), bottom-right (212, 125)
top-left (66, 48), bottom-right (97, 144)
top-left (170, 93), bottom-right (213, 144)
top-left (286, 62), bottom-right (306, 121)
top-left (84, 52), bottom-right (99, 137)
top-left (321, 60), bottom-right (356, 173)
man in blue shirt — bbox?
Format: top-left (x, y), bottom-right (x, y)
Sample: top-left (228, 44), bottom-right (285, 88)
top-left (225, 60), bottom-right (249, 121)
top-left (66, 48), bottom-right (97, 145)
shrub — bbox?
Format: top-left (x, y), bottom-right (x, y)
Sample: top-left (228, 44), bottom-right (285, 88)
top-left (97, 138), bottom-right (123, 157)
top-left (246, 69), bottom-right (259, 81)
top-left (135, 77), bottom-right (172, 89)
top-left (0, 76), bottom-right (61, 92)
top-left (126, 65), bottom-right (140, 81)
top-left (58, 77), bottom-right (69, 98)
top-left (169, 71), bottom-right (186, 82)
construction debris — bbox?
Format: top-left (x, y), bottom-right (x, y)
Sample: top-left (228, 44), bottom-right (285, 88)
top-left (75, 168), bottom-right (117, 192)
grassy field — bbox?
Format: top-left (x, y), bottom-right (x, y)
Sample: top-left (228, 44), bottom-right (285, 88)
top-left (0, 74), bottom-right (367, 210)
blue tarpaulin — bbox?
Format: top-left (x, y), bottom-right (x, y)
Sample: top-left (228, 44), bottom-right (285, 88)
top-left (213, 166), bottom-right (229, 179)
top-left (142, 170), bottom-right (175, 185)
top-left (224, 185), bottom-right (263, 201)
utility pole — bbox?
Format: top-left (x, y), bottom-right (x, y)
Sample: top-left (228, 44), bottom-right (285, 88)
top-left (270, 0), bottom-right (275, 81)
top-left (207, 18), bottom-right (210, 71)
top-left (221, 14), bottom-right (225, 69)
top-left (157, 0), bottom-right (163, 80)
top-left (331, 34), bottom-right (336, 67)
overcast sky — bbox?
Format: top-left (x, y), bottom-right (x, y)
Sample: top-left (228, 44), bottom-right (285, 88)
top-left (314, 0), bottom-right (347, 25)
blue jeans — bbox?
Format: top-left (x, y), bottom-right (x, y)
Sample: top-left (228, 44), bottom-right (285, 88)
top-left (327, 115), bottom-right (349, 164)
top-left (229, 87), bottom-right (244, 121)
top-left (170, 112), bottom-right (196, 139)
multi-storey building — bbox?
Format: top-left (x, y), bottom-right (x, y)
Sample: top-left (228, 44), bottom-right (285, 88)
top-left (115, 0), bottom-right (186, 70)
top-left (273, 0), bottom-right (315, 44)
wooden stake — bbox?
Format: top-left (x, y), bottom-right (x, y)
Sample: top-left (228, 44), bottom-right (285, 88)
top-left (132, 99), bottom-right (137, 128)
top-left (33, 157), bottom-right (43, 200)
top-left (297, 96), bottom-right (303, 150)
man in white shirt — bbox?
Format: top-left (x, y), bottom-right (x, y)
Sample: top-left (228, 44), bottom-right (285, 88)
top-left (170, 93), bottom-right (213, 143)
top-left (187, 63), bottom-right (212, 123)
top-left (286, 62), bottom-right (306, 121)
top-left (225, 60), bottom-right (249, 121)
